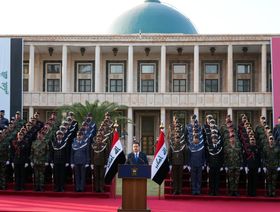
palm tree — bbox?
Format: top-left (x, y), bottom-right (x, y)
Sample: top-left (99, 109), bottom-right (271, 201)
top-left (57, 100), bottom-right (128, 127)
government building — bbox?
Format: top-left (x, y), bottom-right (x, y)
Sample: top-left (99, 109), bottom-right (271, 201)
top-left (5, 0), bottom-right (277, 156)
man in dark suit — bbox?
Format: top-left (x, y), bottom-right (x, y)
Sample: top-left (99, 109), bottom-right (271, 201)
top-left (126, 142), bottom-right (148, 165)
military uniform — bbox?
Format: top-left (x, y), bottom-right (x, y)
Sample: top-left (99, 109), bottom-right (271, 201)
top-left (71, 134), bottom-right (90, 192)
top-left (245, 144), bottom-right (260, 196)
top-left (91, 141), bottom-right (108, 192)
top-left (273, 124), bottom-right (280, 148)
top-left (168, 143), bottom-right (187, 195)
top-left (30, 136), bottom-right (49, 191)
top-left (263, 142), bottom-right (280, 197)
top-left (10, 136), bottom-right (29, 190)
top-left (50, 133), bottom-right (69, 192)
top-left (0, 135), bottom-right (10, 189)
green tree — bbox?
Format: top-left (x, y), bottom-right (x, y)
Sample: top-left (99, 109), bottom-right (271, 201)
top-left (57, 100), bottom-right (128, 127)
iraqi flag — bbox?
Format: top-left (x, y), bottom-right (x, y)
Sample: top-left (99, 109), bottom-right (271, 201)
top-left (104, 128), bottom-right (126, 184)
top-left (151, 129), bottom-right (169, 185)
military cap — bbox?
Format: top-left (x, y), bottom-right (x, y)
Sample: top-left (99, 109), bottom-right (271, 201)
top-left (0, 110), bottom-right (5, 113)
top-left (269, 135), bottom-right (274, 141)
top-left (34, 111), bottom-right (40, 115)
top-left (16, 111), bottom-right (21, 115)
top-left (82, 121), bottom-right (88, 126)
top-left (51, 111), bottom-right (56, 115)
top-left (62, 121), bottom-right (69, 126)
top-left (264, 125), bottom-right (270, 129)
top-left (17, 132), bottom-right (23, 136)
top-left (77, 131), bottom-right (84, 136)
top-left (66, 116), bottom-right (72, 122)
top-left (68, 111), bottom-right (74, 116)
top-left (11, 117), bottom-right (15, 120)
top-left (191, 114), bottom-right (197, 120)
top-left (56, 130), bottom-right (64, 135)
top-left (206, 114), bottom-right (213, 119)
top-left (59, 125), bottom-right (66, 130)
top-left (87, 112), bottom-right (93, 117)
top-left (0, 130), bottom-right (2, 134)
top-left (260, 116), bottom-right (266, 120)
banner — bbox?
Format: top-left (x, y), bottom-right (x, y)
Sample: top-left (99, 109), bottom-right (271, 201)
top-left (271, 38), bottom-right (280, 125)
top-left (0, 38), bottom-right (11, 119)
top-left (0, 38), bottom-right (22, 119)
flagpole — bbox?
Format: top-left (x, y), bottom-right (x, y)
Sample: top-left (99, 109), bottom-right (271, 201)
top-left (158, 122), bottom-right (164, 200)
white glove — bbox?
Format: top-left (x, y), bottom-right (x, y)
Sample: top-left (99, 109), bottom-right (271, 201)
top-left (220, 167), bottom-right (224, 171)
top-left (91, 164), bottom-right (94, 170)
top-left (5, 161), bottom-right (10, 165)
top-left (85, 164), bottom-right (89, 168)
top-left (30, 162), bottom-right (34, 167)
top-left (183, 165), bottom-right (187, 170)
top-left (45, 162), bottom-right (49, 166)
top-left (258, 167), bottom-right (261, 173)
top-left (263, 167), bottom-right (267, 173)
top-left (50, 163), bottom-right (54, 169)
top-left (11, 163), bottom-right (14, 169)
top-left (240, 167), bottom-right (243, 171)
top-left (225, 167), bottom-right (228, 172)
top-left (71, 164), bottom-right (74, 169)
top-left (207, 166), bottom-right (210, 173)
top-left (24, 163), bottom-right (28, 168)
top-left (104, 165), bottom-right (107, 168)
top-left (169, 165), bottom-right (172, 171)
top-left (187, 166), bottom-right (191, 172)
top-left (245, 167), bottom-right (249, 174)
top-left (277, 167), bottom-right (280, 171)
top-left (202, 166), bottom-right (205, 171)
top-left (65, 163), bottom-right (69, 167)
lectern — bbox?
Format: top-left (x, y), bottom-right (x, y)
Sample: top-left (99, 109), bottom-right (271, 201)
top-left (118, 164), bottom-right (151, 212)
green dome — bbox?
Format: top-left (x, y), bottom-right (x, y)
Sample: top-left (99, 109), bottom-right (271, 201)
top-left (109, 0), bottom-right (197, 34)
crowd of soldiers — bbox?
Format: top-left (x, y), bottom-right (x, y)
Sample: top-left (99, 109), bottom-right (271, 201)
top-left (0, 109), bottom-right (114, 193)
top-left (168, 114), bottom-right (280, 197)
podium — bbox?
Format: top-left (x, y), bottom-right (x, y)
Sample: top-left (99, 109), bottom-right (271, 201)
top-left (118, 164), bottom-right (151, 212)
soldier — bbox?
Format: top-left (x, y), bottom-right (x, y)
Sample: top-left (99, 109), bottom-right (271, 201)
top-left (185, 115), bottom-right (205, 195)
top-left (71, 131), bottom-right (90, 192)
top-left (273, 116), bottom-right (280, 148)
top-left (222, 115), bottom-right (243, 196)
top-left (30, 132), bottom-right (49, 191)
top-left (91, 132), bottom-right (108, 192)
top-left (207, 123), bottom-right (223, 196)
top-left (245, 136), bottom-right (261, 196)
top-left (0, 130), bottom-right (10, 190)
top-left (168, 117), bottom-right (187, 195)
top-left (263, 135), bottom-right (280, 197)
top-left (50, 130), bottom-right (69, 192)
top-left (10, 132), bottom-right (29, 191)
top-left (0, 110), bottom-right (9, 130)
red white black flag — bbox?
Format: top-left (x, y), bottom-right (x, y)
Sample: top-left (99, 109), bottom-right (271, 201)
top-left (151, 128), bottom-right (169, 185)
top-left (104, 128), bottom-right (126, 184)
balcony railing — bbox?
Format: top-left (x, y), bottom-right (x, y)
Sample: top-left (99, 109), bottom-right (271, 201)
top-left (23, 92), bottom-right (272, 108)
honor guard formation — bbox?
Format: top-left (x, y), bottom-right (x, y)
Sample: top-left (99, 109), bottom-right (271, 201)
top-left (1, 108), bottom-right (280, 197)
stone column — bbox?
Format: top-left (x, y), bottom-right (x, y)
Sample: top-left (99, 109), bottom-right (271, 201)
top-left (62, 45), bottom-right (68, 92)
top-left (227, 44), bottom-right (233, 92)
top-left (127, 107), bottom-right (133, 154)
top-left (261, 107), bottom-right (267, 118)
top-left (29, 106), bottom-right (34, 118)
top-left (227, 107), bottom-right (233, 122)
top-left (160, 107), bottom-right (166, 133)
top-left (28, 45), bottom-right (35, 92)
top-left (261, 44), bottom-right (267, 92)
top-left (194, 108), bottom-right (199, 120)
top-left (194, 45), bottom-right (200, 92)
top-left (95, 45), bottom-right (101, 92)
top-left (160, 45), bottom-right (166, 93)
top-left (127, 45), bottom-right (133, 93)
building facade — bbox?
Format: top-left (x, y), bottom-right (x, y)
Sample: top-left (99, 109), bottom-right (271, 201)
top-left (2, 1), bottom-right (277, 156)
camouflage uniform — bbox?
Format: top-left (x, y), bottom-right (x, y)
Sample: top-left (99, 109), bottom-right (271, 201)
top-left (91, 141), bottom-right (108, 192)
top-left (0, 135), bottom-right (10, 189)
top-left (30, 138), bottom-right (49, 191)
top-left (263, 142), bottom-right (280, 197)
top-left (224, 141), bottom-right (243, 195)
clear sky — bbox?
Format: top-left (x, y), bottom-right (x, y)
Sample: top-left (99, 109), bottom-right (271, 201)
top-left (1, 0), bottom-right (279, 35)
